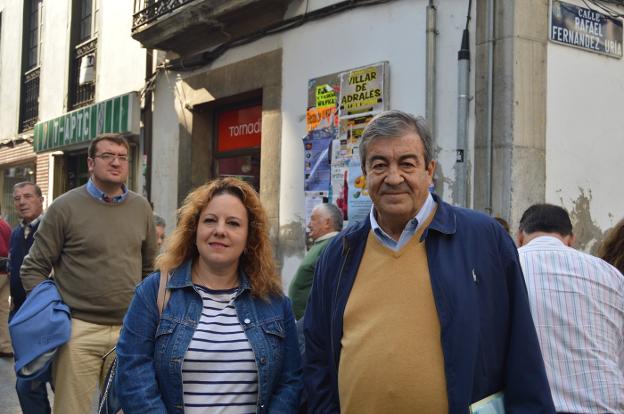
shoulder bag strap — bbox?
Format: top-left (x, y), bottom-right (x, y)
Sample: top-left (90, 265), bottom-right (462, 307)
top-left (156, 269), bottom-right (171, 316)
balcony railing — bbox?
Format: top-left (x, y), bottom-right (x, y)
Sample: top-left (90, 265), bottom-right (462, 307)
top-left (70, 38), bottom-right (97, 110)
top-left (20, 67), bottom-right (41, 131)
top-left (132, 0), bottom-right (198, 31)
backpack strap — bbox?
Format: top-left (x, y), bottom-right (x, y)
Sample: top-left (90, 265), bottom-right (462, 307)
top-left (156, 269), bottom-right (171, 316)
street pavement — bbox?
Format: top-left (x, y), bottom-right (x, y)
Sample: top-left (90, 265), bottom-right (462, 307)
top-left (0, 356), bottom-right (55, 414)
top-left (0, 355), bottom-right (22, 414)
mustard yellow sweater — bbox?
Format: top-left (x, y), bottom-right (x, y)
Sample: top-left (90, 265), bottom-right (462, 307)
top-left (339, 215), bottom-right (448, 413)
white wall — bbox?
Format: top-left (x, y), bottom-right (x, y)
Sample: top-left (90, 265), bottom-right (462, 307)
top-left (546, 0), bottom-right (624, 251)
top-left (151, 69), bottom-right (182, 233)
top-left (97, 0), bottom-right (146, 101)
top-left (38, 0), bottom-right (71, 121)
top-left (151, 0), bottom-right (475, 282)
top-left (0, 0), bottom-right (24, 139)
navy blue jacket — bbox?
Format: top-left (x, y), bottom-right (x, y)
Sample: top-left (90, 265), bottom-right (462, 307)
top-left (9, 222), bottom-right (39, 313)
top-left (303, 196), bottom-right (555, 413)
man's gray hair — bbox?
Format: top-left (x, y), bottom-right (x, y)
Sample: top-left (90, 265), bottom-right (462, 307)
top-left (358, 110), bottom-right (434, 173)
top-left (317, 203), bottom-right (344, 232)
top-left (153, 213), bottom-right (166, 228)
top-left (14, 181), bottom-right (43, 197)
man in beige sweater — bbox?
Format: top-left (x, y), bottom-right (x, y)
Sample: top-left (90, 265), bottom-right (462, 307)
top-left (21, 133), bottom-right (157, 414)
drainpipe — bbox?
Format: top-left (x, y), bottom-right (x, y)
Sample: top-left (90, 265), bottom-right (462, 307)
top-left (454, 27), bottom-right (470, 207)
top-left (426, 0), bottom-right (437, 139)
top-left (484, 0), bottom-right (494, 214)
top-left (143, 49), bottom-right (154, 200)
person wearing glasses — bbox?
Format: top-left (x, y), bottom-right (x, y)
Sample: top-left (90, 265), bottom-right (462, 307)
top-left (116, 178), bottom-right (302, 413)
top-left (20, 133), bottom-right (158, 414)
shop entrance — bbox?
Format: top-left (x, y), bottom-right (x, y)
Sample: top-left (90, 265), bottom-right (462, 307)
top-left (214, 103), bottom-right (262, 191)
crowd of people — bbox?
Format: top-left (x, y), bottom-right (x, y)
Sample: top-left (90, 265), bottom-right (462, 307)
top-left (0, 110), bottom-right (622, 413)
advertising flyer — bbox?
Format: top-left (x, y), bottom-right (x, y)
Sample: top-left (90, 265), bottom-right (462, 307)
top-left (304, 191), bottom-right (329, 226)
top-left (338, 63), bottom-right (387, 117)
top-left (303, 129), bottom-right (334, 192)
top-left (346, 154), bottom-right (371, 224)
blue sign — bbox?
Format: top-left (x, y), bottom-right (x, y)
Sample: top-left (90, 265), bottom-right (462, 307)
top-left (550, 0), bottom-right (623, 58)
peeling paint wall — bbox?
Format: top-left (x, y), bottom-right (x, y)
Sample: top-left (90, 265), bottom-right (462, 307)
top-left (546, 0), bottom-right (624, 252)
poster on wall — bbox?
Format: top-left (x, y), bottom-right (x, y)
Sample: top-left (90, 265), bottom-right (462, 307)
top-left (303, 62), bottom-right (388, 227)
top-left (303, 129), bottom-right (333, 192)
top-left (346, 153), bottom-right (371, 224)
top-left (305, 191), bottom-right (329, 224)
top-left (338, 62), bottom-right (388, 117)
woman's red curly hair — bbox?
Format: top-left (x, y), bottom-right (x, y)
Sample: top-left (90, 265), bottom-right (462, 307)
top-left (156, 177), bottom-right (282, 299)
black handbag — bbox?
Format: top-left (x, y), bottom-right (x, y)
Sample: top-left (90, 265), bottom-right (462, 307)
top-left (98, 271), bottom-right (171, 414)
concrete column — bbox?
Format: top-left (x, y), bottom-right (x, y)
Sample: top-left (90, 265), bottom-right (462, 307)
top-left (474, 0), bottom-right (548, 229)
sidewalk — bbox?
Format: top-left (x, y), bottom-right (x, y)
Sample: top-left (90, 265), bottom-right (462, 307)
top-left (0, 356), bottom-right (22, 413)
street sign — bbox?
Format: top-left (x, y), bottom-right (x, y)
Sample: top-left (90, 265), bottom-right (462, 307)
top-left (550, 0), bottom-right (623, 59)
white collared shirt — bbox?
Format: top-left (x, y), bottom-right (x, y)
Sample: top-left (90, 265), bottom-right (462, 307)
top-left (369, 192), bottom-right (436, 251)
top-left (518, 235), bottom-right (624, 413)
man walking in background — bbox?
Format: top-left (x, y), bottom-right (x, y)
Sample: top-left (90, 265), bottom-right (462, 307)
top-left (289, 203), bottom-right (343, 320)
top-left (517, 204), bottom-right (624, 413)
top-left (21, 133), bottom-right (158, 413)
top-left (9, 181), bottom-right (50, 413)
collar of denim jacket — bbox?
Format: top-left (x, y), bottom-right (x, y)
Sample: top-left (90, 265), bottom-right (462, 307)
top-left (166, 259), bottom-right (251, 293)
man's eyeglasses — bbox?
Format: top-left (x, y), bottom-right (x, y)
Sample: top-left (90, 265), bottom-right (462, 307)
top-left (94, 153), bottom-right (129, 163)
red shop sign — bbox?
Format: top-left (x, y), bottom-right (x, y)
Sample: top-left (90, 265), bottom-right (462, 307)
top-left (217, 105), bottom-right (262, 152)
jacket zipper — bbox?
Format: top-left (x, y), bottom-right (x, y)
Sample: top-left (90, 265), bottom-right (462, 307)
top-left (330, 239), bottom-right (350, 366)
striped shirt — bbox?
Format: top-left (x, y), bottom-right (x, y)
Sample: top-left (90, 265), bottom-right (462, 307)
top-left (182, 285), bottom-right (258, 414)
top-left (518, 236), bottom-right (624, 413)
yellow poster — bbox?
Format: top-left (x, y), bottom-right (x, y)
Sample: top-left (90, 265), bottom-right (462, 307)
top-left (315, 84), bottom-right (337, 108)
top-left (339, 64), bottom-right (385, 116)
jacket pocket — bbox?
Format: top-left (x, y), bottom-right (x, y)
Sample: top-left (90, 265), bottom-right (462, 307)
top-left (261, 319), bottom-right (285, 339)
top-left (260, 319), bottom-right (286, 367)
top-left (154, 318), bottom-right (175, 366)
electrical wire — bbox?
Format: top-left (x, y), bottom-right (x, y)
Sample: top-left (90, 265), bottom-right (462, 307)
top-left (583, 0), bottom-right (624, 17)
top-left (164, 0), bottom-right (395, 71)
top-left (465, 0), bottom-right (472, 30)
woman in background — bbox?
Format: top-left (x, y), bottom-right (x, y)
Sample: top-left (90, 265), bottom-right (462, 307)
top-left (598, 218), bottom-right (624, 274)
top-left (116, 177), bottom-right (301, 413)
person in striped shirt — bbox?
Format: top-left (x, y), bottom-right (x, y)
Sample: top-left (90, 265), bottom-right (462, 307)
top-left (517, 204), bottom-right (624, 414)
top-left (116, 177), bottom-right (302, 413)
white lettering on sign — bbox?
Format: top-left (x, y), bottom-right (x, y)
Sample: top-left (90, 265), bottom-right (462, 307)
top-left (228, 120), bottom-right (261, 137)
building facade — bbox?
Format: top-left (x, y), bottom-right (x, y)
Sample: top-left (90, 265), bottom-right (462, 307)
top-left (1, 0), bottom-right (622, 284)
top-left (0, 0), bottom-right (148, 225)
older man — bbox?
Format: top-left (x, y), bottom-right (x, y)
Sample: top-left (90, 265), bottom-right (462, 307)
top-left (517, 204), bottom-right (624, 413)
top-left (289, 203), bottom-right (343, 319)
top-left (21, 133), bottom-right (157, 413)
top-left (9, 182), bottom-right (50, 413)
top-left (304, 110), bottom-right (555, 413)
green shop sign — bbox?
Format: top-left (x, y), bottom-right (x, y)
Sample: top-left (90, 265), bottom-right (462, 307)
top-left (33, 92), bottom-right (139, 153)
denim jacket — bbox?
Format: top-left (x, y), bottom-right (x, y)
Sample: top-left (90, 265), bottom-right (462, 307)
top-left (116, 260), bottom-right (302, 413)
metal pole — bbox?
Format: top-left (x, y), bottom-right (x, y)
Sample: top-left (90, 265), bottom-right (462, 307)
top-left (485, 0), bottom-right (494, 214)
top-left (425, 0), bottom-right (437, 139)
top-left (455, 28), bottom-right (470, 207)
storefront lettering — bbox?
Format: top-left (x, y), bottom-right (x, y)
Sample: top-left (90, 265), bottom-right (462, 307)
top-left (228, 120), bottom-right (261, 137)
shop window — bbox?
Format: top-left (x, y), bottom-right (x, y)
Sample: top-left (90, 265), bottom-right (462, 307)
top-left (19, 0), bottom-right (43, 131)
top-left (215, 104), bottom-right (262, 191)
top-left (1, 164), bottom-right (36, 227)
top-left (69, 0), bottom-right (98, 110)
